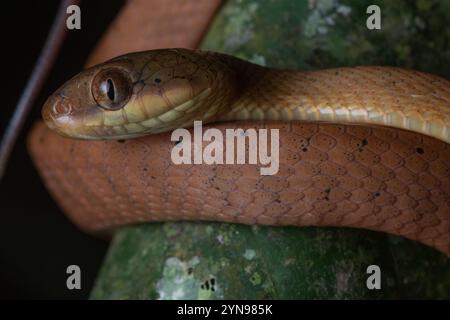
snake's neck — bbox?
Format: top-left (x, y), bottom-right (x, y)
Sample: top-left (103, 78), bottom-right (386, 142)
top-left (217, 57), bottom-right (450, 143)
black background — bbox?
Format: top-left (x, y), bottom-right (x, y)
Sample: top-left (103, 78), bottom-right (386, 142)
top-left (0, 0), bottom-right (125, 299)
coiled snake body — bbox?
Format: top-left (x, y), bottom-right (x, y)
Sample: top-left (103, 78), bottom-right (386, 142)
top-left (31, 48), bottom-right (450, 256)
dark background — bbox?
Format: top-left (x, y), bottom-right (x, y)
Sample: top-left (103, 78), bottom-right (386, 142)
top-left (0, 0), bottom-right (125, 299)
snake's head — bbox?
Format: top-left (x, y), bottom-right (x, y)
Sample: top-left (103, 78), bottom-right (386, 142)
top-left (42, 48), bottom-right (238, 140)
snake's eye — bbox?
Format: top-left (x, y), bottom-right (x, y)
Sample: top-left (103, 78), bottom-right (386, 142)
top-left (91, 68), bottom-right (132, 110)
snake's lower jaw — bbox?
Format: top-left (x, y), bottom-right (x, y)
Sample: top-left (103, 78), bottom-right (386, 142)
top-left (42, 117), bottom-right (73, 139)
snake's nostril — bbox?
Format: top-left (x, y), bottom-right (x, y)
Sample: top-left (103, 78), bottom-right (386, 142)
top-left (52, 99), bottom-right (72, 116)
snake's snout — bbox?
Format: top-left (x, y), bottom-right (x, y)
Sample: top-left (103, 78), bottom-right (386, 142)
top-left (42, 95), bottom-right (62, 130)
top-left (41, 99), bottom-right (55, 130)
top-left (43, 94), bottom-right (63, 125)
top-left (42, 92), bottom-right (83, 138)
top-left (41, 63), bottom-right (106, 139)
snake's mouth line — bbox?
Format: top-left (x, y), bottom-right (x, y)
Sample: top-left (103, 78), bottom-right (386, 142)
top-left (170, 120), bottom-right (280, 176)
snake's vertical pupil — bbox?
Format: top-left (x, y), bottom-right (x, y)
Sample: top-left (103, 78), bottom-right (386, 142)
top-left (92, 68), bottom-right (132, 110)
top-left (106, 79), bottom-right (115, 101)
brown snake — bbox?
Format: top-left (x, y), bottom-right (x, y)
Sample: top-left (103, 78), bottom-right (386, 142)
top-left (29, 47), bottom-right (450, 257)
top-left (27, 0), bottom-right (450, 257)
